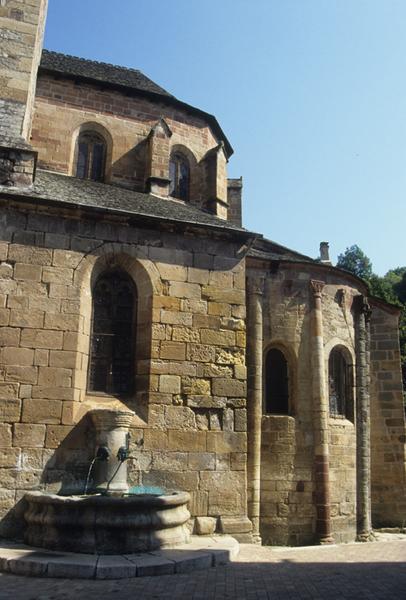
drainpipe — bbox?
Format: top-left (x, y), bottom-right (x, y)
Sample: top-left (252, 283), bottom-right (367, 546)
top-left (310, 280), bottom-right (334, 544)
top-left (354, 295), bottom-right (373, 541)
top-left (246, 275), bottom-right (264, 543)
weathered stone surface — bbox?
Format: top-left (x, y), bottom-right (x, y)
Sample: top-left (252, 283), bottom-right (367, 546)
top-left (165, 406), bottom-right (196, 430)
top-left (159, 375), bottom-right (181, 394)
top-left (207, 432), bottom-right (246, 453)
top-left (0, 425), bottom-right (12, 448)
top-left (5, 366), bottom-right (37, 384)
top-left (160, 341), bottom-right (186, 360)
top-left (21, 398), bottom-right (62, 424)
top-left (195, 516), bottom-right (216, 535)
top-left (212, 378), bottom-right (246, 398)
top-left (2, 347), bottom-right (34, 366)
top-left (0, 399), bottom-right (21, 422)
top-left (186, 344), bottom-right (215, 363)
top-left (168, 430), bottom-right (207, 452)
top-left (13, 423), bottom-right (45, 448)
top-left (200, 329), bottom-right (236, 347)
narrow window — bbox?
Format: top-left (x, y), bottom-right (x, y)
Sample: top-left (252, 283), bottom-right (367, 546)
top-left (329, 347), bottom-right (352, 418)
top-left (76, 131), bottom-right (106, 181)
top-left (88, 270), bottom-right (136, 396)
top-left (169, 152), bottom-right (190, 201)
top-left (265, 348), bottom-right (289, 414)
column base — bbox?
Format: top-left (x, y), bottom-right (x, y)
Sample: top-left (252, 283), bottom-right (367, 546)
top-left (318, 535), bottom-right (335, 545)
top-left (356, 530), bottom-right (376, 543)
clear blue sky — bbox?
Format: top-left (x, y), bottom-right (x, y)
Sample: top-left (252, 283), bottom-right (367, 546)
top-left (44, 0), bottom-right (406, 275)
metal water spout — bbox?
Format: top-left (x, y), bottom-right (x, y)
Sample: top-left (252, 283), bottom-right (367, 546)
top-left (89, 408), bottom-right (135, 494)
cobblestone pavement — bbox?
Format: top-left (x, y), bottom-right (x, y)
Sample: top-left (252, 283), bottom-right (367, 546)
top-left (0, 535), bottom-right (405, 600)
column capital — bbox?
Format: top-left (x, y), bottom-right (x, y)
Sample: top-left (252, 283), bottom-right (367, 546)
top-left (247, 276), bottom-right (265, 296)
top-left (310, 279), bottom-right (325, 298)
top-left (354, 294), bottom-right (372, 322)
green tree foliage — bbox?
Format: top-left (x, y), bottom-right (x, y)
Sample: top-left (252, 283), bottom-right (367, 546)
top-left (337, 245), bottom-right (373, 280)
top-left (394, 271), bottom-right (406, 304)
top-left (335, 245), bottom-right (406, 397)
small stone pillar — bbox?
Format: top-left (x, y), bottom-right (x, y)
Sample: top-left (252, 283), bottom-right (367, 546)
top-left (354, 295), bottom-right (373, 541)
top-left (310, 280), bottom-right (334, 544)
top-left (246, 275), bottom-right (264, 543)
top-left (89, 408), bottom-right (135, 494)
top-left (145, 118), bottom-right (172, 197)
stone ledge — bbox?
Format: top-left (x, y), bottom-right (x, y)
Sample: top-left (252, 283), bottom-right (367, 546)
top-left (0, 535), bottom-right (239, 579)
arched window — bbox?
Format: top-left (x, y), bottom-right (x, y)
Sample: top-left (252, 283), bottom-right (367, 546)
top-left (328, 346), bottom-right (352, 418)
top-left (169, 152), bottom-right (190, 201)
top-left (88, 270), bottom-right (136, 396)
top-left (265, 348), bottom-right (289, 414)
top-left (76, 130), bottom-right (106, 181)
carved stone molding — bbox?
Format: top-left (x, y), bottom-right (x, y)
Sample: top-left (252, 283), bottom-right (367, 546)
top-left (310, 279), bottom-right (325, 298)
top-left (247, 276), bottom-right (265, 296)
top-left (354, 294), bottom-right (372, 322)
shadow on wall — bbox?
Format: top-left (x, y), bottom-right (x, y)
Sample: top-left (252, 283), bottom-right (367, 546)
top-left (109, 139), bottom-right (148, 190)
top-left (0, 415), bottom-right (93, 540)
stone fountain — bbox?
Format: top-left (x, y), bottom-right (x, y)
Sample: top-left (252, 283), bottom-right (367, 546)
top-left (23, 408), bottom-right (191, 554)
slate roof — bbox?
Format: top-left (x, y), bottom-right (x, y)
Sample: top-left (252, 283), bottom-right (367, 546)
top-left (39, 50), bottom-right (233, 158)
top-left (248, 237), bottom-right (316, 264)
top-left (40, 50), bottom-right (172, 98)
top-left (0, 171), bottom-right (253, 237)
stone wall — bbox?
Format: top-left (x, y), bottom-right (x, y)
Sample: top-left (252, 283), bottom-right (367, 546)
top-left (248, 262), bottom-right (360, 545)
top-left (0, 199), bottom-right (249, 538)
top-left (370, 303), bottom-right (406, 526)
top-left (0, 0), bottom-right (47, 141)
top-left (31, 74), bottom-right (227, 215)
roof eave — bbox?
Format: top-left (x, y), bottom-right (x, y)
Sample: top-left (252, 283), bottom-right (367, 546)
top-left (0, 188), bottom-right (253, 241)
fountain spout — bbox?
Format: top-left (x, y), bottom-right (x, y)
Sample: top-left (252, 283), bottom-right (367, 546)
top-left (89, 408), bottom-right (135, 495)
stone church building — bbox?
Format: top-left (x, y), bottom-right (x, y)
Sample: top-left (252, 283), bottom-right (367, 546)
top-left (0, 0), bottom-right (405, 547)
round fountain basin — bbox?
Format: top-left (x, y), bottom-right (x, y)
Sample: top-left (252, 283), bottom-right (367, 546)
top-left (24, 490), bottom-right (191, 554)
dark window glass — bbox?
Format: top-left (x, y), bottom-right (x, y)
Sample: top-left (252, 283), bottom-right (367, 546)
top-left (265, 348), bottom-right (289, 414)
top-left (169, 153), bottom-right (190, 201)
top-left (329, 347), bottom-right (352, 417)
top-left (76, 131), bottom-right (106, 181)
top-left (88, 271), bottom-right (136, 396)
top-left (77, 142), bottom-right (88, 179)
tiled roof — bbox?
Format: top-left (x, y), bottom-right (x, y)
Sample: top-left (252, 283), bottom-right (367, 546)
top-left (0, 171), bottom-right (253, 237)
top-left (248, 237), bottom-right (316, 264)
top-left (40, 50), bottom-right (173, 97)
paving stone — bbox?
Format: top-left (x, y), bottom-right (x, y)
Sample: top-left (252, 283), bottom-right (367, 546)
top-left (46, 554), bottom-right (97, 579)
top-left (96, 555), bottom-right (137, 579)
top-left (124, 553), bottom-right (175, 576)
top-left (150, 548), bottom-right (212, 573)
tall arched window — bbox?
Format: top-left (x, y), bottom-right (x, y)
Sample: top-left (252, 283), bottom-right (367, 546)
top-left (88, 270), bottom-right (136, 396)
top-left (265, 348), bottom-right (289, 414)
top-left (169, 152), bottom-right (190, 201)
top-left (328, 346), bottom-right (352, 419)
top-left (76, 130), bottom-right (106, 181)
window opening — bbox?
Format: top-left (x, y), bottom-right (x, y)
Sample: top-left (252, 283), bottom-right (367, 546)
top-left (169, 152), bottom-right (190, 200)
top-left (76, 131), bottom-right (106, 181)
top-left (329, 347), bottom-right (352, 418)
top-left (265, 348), bottom-right (289, 414)
top-left (88, 271), bottom-right (135, 396)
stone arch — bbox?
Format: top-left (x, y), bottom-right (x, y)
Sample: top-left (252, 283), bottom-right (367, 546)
top-left (69, 121), bottom-right (113, 181)
top-left (72, 244), bottom-right (161, 419)
top-left (263, 341), bottom-right (297, 415)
